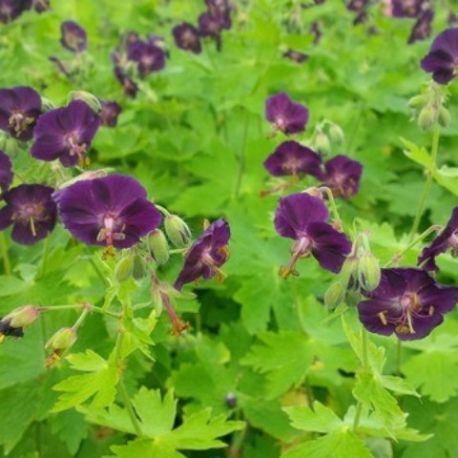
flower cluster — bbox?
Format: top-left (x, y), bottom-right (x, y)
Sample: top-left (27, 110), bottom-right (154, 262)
top-left (172, 0), bottom-right (232, 54)
top-left (263, 92), bottom-right (363, 199)
top-left (0, 0), bottom-right (49, 24)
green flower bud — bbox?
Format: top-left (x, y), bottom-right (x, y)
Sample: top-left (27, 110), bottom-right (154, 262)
top-left (314, 131), bottom-right (331, 154)
top-left (358, 254), bottom-right (381, 291)
top-left (41, 97), bottom-right (57, 112)
top-left (69, 90), bottom-right (102, 113)
top-left (132, 254), bottom-right (147, 280)
top-left (46, 327), bottom-right (77, 352)
top-left (418, 106), bottom-right (437, 131)
top-left (439, 106), bottom-right (451, 128)
top-left (148, 229), bottom-right (170, 266)
top-left (114, 255), bottom-right (134, 283)
top-left (408, 95), bottom-right (427, 109)
top-left (328, 124), bottom-right (345, 145)
top-left (325, 281), bottom-right (346, 310)
top-left (152, 288), bottom-right (163, 315)
top-left (164, 214), bottom-right (192, 248)
top-left (5, 306), bottom-right (40, 328)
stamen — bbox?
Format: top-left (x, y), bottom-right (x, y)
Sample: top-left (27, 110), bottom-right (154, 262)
top-left (406, 312), bottom-right (415, 334)
top-left (0, 334), bottom-right (5, 344)
top-left (429, 306), bottom-right (434, 316)
top-left (377, 311), bottom-right (388, 326)
top-left (29, 218), bottom-right (37, 237)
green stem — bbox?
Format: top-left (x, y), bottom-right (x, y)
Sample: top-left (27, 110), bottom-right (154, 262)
top-left (38, 238), bottom-right (49, 278)
top-left (320, 187), bottom-right (343, 230)
top-left (118, 378), bottom-right (143, 437)
top-left (353, 328), bottom-right (369, 432)
top-left (43, 304), bottom-right (120, 319)
top-left (396, 339), bottom-right (402, 375)
top-left (0, 232), bottom-right (11, 275)
top-left (85, 248), bottom-right (109, 286)
top-left (234, 111), bottom-right (250, 198)
top-left (409, 124), bottom-right (440, 240)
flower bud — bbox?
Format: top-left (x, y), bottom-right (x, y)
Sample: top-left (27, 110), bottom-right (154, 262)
top-left (225, 392), bottom-right (237, 408)
top-left (41, 97), bottom-right (57, 112)
top-left (324, 281), bottom-right (346, 310)
top-left (328, 124), bottom-right (345, 145)
top-left (418, 106), bottom-right (437, 131)
top-left (313, 131), bottom-right (331, 154)
top-left (114, 255), bottom-right (134, 282)
top-left (5, 306), bottom-right (40, 329)
top-left (438, 106), bottom-right (451, 128)
top-left (132, 254), bottom-right (147, 280)
top-left (148, 229), bottom-right (170, 266)
top-left (46, 327), bottom-right (77, 352)
top-left (69, 90), bottom-right (102, 113)
top-left (408, 94), bottom-right (427, 109)
top-left (358, 254), bottom-right (381, 291)
top-left (164, 214), bottom-right (192, 248)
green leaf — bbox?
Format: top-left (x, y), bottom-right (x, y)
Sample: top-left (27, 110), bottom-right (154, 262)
top-left (401, 138), bottom-right (432, 169)
top-left (285, 402), bottom-right (343, 434)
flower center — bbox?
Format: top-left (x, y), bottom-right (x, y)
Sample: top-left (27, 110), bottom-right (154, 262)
top-left (65, 31), bottom-right (85, 50)
top-left (8, 111), bottom-right (34, 137)
top-left (12, 202), bottom-right (47, 238)
top-left (182, 29), bottom-right (197, 48)
top-left (64, 132), bottom-right (87, 162)
top-left (97, 214), bottom-right (126, 246)
top-left (201, 245), bottom-right (229, 282)
top-left (283, 156), bottom-right (304, 175)
top-left (141, 54), bottom-right (156, 70)
top-left (449, 231), bottom-right (458, 255)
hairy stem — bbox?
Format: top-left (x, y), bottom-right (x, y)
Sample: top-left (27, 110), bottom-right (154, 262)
top-left (353, 327), bottom-right (369, 432)
top-left (0, 232), bottom-right (11, 275)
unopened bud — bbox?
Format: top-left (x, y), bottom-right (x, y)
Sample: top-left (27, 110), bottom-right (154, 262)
top-left (132, 254), bottom-right (147, 280)
top-left (328, 124), bottom-right (344, 145)
top-left (5, 306), bottom-right (40, 329)
top-left (313, 131), bottom-right (331, 154)
top-left (148, 229), bottom-right (170, 265)
top-left (114, 255), bottom-right (134, 282)
top-left (41, 97), bottom-right (57, 112)
top-left (69, 90), bottom-right (102, 113)
top-left (324, 281), bottom-right (346, 310)
top-left (438, 106), bottom-right (451, 128)
top-left (151, 288), bottom-right (164, 315)
top-left (358, 254), bottom-right (381, 291)
top-left (46, 327), bottom-right (77, 352)
top-left (225, 392), bottom-right (237, 408)
top-left (164, 214), bottom-right (192, 248)
top-left (418, 106), bottom-right (437, 131)
top-left (408, 95), bottom-right (427, 109)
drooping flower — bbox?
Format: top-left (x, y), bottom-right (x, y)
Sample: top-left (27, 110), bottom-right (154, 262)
top-left (198, 12), bottom-right (225, 49)
top-left (421, 28), bottom-right (458, 84)
top-left (0, 150), bottom-right (13, 195)
top-left (0, 86), bottom-right (42, 141)
top-left (60, 20), bottom-right (87, 53)
top-left (265, 92), bottom-right (309, 135)
top-left (391, 0), bottom-right (427, 18)
top-left (0, 305), bottom-right (40, 342)
top-left (32, 0), bottom-right (49, 13)
top-left (408, 9), bottom-right (433, 44)
top-left (274, 192), bottom-right (351, 275)
top-left (174, 219), bottom-right (230, 290)
top-left (112, 57), bottom-right (138, 98)
top-left (347, 0), bottom-right (368, 12)
top-left (321, 155), bottom-right (363, 199)
top-left (99, 100), bottom-right (122, 127)
top-left (56, 174), bottom-right (161, 248)
top-left (173, 22), bottom-right (202, 54)
top-left (418, 207), bottom-right (458, 271)
top-left (31, 100), bottom-right (100, 167)
top-left (311, 22), bottom-right (322, 45)
top-left (127, 39), bottom-right (166, 77)
top-left (283, 49), bottom-right (309, 63)
top-left (264, 140), bottom-right (322, 178)
top-left (0, 184), bottom-right (57, 245)
top-left (358, 268), bottom-right (458, 340)
top-left (206, 0), bottom-right (232, 24)
top-left (0, 0), bottom-right (26, 23)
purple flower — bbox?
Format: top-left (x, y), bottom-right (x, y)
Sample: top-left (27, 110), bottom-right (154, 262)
top-left (321, 155), bottom-right (363, 199)
top-left (206, 0), bottom-right (231, 23)
top-left (174, 219), bottom-right (230, 290)
top-left (347, 0), bottom-right (368, 12)
top-left (0, 86), bottom-right (42, 141)
top-left (358, 268), bottom-right (458, 340)
top-left (264, 140), bottom-right (322, 178)
top-left (0, 184), bottom-right (57, 245)
top-left (408, 9), bottom-right (433, 44)
top-left (173, 22), bottom-right (202, 54)
top-left (32, 0), bottom-right (49, 13)
top-left (274, 193), bottom-right (351, 274)
top-left (56, 174), bottom-right (161, 248)
top-left (392, 0), bottom-right (427, 18)
top-left (421, 28), bottom-right (458, 85)
top-left (99, 100), bottom-right (122, 127)
top-left (418, 207), bottom-right (458, 271)
top-left (198, 12), bottom-right (229, 49)
top-left (0, 0), bottom-right (26, 23)
top-left (0, 319), bottom-right (23, 340)
top-left (31, 100), bottom-right (100, 167)
top-left (0, 151), bottom-right (13, 195)
top-left (283, 49), bottom-right (309, 63)
top-left (127, 40), bottom-right (166, 77)
top-left (311, 22), bottom-right (322, 45)
top-left (60, 21), bottom-right (87, 53)
top-left (265, 92), bottom-right (309, 135)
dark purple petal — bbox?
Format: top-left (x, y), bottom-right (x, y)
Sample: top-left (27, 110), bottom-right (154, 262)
top-left (274, 192), bottom-right (329, 239)
top-left (358, 299), bottom-right (397, 336)
top-left (264, 140), bottom-right (322, 178)
top-left (0, 0), bottom-right (26, 23)
top-left (31, 100), bottom-right (100, 167)
top-left (307, 222), bottom-right (352, 273)
top-left (392, 0), bottom-right (425, 18)
top-left (347, 0), bottom-right (368, 12)
top-left (127, 41), bottom-right (166, 76)
top-left (60, 21), bottom-right (87, 53)
top-left (174, 219), bottom-right (230, 290)
top-left (283, 49), bottom-right (309, 63)
top-left (265, 92), bottom-right (309, 135)
top-left (418, 207), bottom-right (458, 271)
top-left (99, 100), bottom-right (122, 128)
top-left (0, 86), bottom-right (42, 141)
top-left (322, 155), bottom-right (363, 199)
top-left (57, 174), bottom-right (161, 248)
top-left (0, 150), bottom-right (13, 194)
top-left (0, 184), bottom-right (56, 245)
top-left (173, 22), bottom-right (202, 54)
top-left (408, 9), bottom-right (433, 44)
